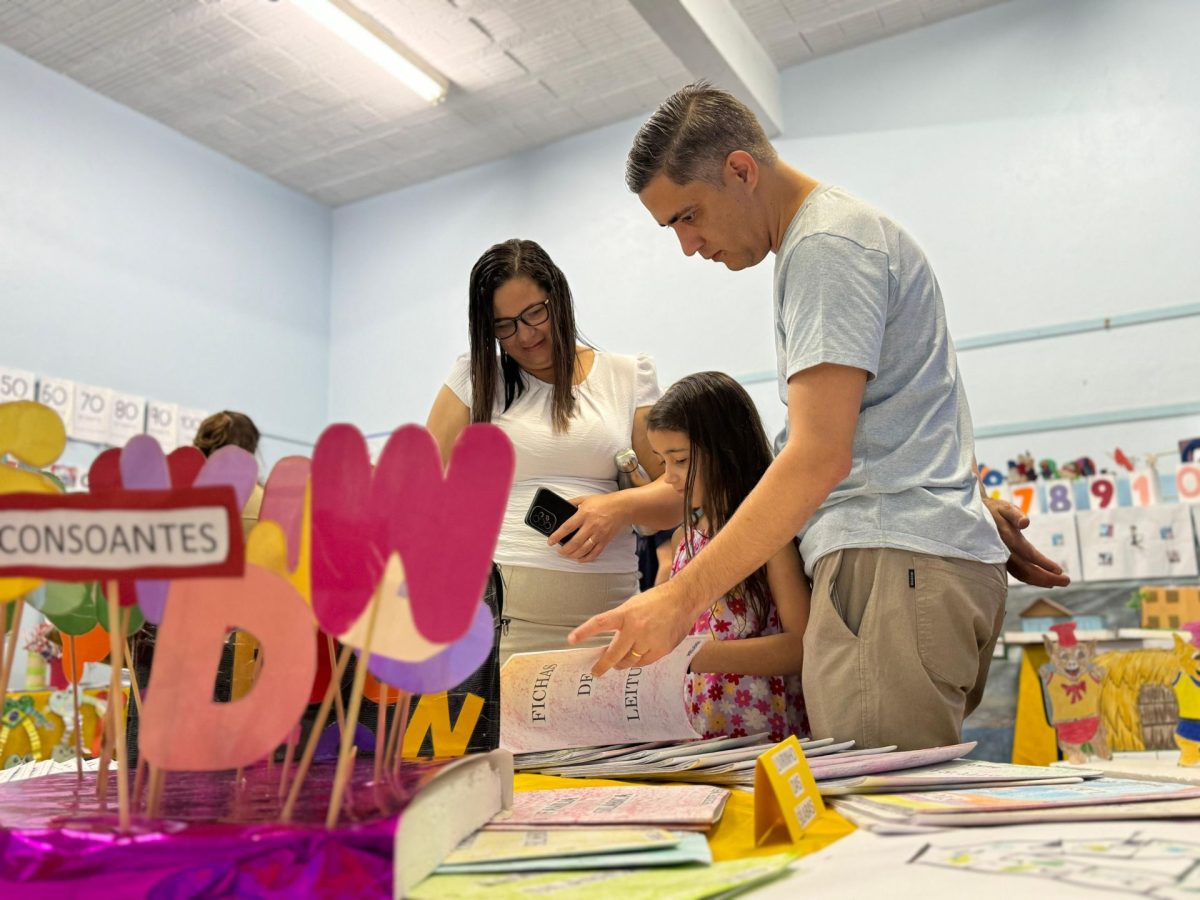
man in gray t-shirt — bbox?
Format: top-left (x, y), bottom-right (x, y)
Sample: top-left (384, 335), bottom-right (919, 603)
top-left (564, 83), bottom-right (1069, 750)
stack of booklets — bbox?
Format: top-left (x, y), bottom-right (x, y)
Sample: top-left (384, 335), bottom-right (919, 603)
top-left (516, 733), bottom-right (848, 788)
top-left (832, 777), bottom-right (1200, 831)
top-left (409, 784), bottom-right (797, 899)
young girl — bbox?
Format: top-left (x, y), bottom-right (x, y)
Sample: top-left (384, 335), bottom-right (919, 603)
top-left (647, 372), bottom-right (809, 742)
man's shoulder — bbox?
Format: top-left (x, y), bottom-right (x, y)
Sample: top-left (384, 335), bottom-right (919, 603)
top-left (784, 186), bottom-right (888, 252)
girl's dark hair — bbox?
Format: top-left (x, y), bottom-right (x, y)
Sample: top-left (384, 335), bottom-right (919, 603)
top-left (468, 239), bottom-right (580, 433)
top-left (193, 410), bottom-right (260, 456)
top-left (647, 372), bottom-right (776, 626)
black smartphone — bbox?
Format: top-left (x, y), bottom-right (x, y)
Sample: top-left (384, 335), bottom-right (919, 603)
top-left (524, 487), bottom-right (580, 546)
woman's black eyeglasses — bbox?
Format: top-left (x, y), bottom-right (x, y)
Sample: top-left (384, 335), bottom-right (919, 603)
top-left (494, 301), bottom-right (550, 340)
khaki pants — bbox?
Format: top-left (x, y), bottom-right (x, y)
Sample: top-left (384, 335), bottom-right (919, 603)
top-left (498, 564), bottom-right (639, 666)
top-left (802, 548), bottom-right (1007, 751)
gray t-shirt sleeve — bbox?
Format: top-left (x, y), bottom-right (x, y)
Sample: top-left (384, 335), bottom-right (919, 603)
top-left (779, 233), bottom-right (889, 381)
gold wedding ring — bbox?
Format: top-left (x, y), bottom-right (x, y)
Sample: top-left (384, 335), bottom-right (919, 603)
top-left (629, 649), bottom-right (645, 658)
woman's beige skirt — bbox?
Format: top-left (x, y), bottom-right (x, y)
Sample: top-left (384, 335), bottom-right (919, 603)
top-left (498, 564), bottom-right (639, 665)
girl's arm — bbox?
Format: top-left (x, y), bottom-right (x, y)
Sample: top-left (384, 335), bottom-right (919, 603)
top-left (689, 541), bottom-right (810, 676)
top-left (654, 527), bottom-right (684, 586)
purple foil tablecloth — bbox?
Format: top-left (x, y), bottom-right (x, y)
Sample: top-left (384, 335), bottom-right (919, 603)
top-left (0, 758), bottom-right (444, 898)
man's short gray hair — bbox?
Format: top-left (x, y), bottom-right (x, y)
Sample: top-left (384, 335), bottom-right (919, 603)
top-left (625, 81), bottom-right (778, 194)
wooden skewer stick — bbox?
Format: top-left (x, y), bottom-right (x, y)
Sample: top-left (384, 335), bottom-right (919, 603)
top-left (326, 585), bottom-right (384, 829)
top-left (106, 581), bottom-right (130, 832)
top-left (391, 692), bottom-right (411, 777)
top-left (69, 635), bottom-right (84, 780)
top-left (96, 688), bottom-right (113, 804)
top-left (123, 640), bottom-right (143, 717)
top-left (373, 684), bottom-right (389, 786)
top-left (388, 691), bottom-right (408, 777)
top-left (326, 634), bottom-right (346, 736)
top-left (281, 643), bottom-right (352, 822)
top-left (278, 726), bottom-right (299, 802)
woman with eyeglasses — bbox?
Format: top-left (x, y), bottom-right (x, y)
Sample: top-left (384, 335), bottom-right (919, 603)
top-left (427, 239), bottom-right (664, 663)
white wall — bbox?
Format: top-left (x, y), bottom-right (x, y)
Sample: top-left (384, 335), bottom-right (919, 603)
top-left (0, 46), bottom-right (332, 471)
top-left (329, 0), bottom-right (1200, 473)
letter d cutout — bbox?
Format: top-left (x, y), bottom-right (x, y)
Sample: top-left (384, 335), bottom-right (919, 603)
top-left (141, 565), bottom-right (317, 771)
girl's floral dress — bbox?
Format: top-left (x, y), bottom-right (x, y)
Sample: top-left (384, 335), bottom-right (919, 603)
top-left (674, 529), bottom-right (807, 742)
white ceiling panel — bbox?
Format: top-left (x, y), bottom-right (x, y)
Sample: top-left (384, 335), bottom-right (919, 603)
top-left (2, 0), bottom-right (1008, 205)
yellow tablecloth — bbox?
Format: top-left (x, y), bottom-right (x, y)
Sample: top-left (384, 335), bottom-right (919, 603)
top-left (514, 773), bottom-right (855, 862)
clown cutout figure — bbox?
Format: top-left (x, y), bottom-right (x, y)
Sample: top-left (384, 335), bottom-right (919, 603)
top-left (1040, 621), bottom-right (1112, 764)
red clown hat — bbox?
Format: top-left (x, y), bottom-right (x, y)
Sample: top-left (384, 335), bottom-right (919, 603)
top-left (1049, 622), bottom-right (1078, 647)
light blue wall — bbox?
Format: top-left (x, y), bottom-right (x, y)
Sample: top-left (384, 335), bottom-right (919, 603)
top-left (0, 45), bottom-right (332, 470)
top-left (329, 0), bottom-right (1200, 471)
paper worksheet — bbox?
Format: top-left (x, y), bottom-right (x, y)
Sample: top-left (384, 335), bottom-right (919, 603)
top-left (500, 638), bottom-right (705, 754)
top-left (750, 822), bottom-right (1200, 899)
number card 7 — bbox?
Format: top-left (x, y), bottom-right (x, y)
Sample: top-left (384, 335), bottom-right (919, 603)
top-left (1010, 483), bottom-right (1038, 516)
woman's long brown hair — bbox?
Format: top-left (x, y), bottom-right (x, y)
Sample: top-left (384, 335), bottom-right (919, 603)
top-left (468, 239), bottom-right (580, 432)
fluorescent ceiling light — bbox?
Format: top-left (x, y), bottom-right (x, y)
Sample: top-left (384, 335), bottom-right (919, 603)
top-left (292, 0), bottom-right (448, 104)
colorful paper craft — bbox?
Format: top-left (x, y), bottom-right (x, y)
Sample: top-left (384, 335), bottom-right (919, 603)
top-left (118, 436), bottom-right (257, 620)
top-left (258, 456), bottom-right (310, 571)
top-left (140, 565), bottom-right (317, 771)
top-left (367, 599), bottom-right (494, 694)
top-left (311, 424), bottom-right (513, 642)
top-left (0, 401), bottom-right (66, 602)
top-left (1172, 626), bottom-right (1200, 767)
top-left (1040, 623), bottom-right (1111, 764)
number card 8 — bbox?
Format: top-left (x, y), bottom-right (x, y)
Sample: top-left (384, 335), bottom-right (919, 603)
top-left (1043, 479), bottom-right (1075, 514)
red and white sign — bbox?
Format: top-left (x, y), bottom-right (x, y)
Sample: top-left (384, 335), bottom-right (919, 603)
top-left (0, 486), bottom-right (243, 580)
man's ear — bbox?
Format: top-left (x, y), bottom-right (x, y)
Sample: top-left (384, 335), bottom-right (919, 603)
top-left (725, 150), bottom-right (759, 188)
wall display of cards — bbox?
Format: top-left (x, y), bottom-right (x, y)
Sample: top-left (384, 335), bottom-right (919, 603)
top-left (1007, 513), bottom-right (1082, 587)
top-left (177, 407), bottom-right (210, 448)
top-left (1177, 461), bottom-right (1200, 504)
top-left (36, 376), bottom-right (75, 430)
top-left (70, 383), bottom-right (113, 444)
top-left (1076, 504), bottom-right (1199, 582)
top-left (0, 367), bottom-right (37, 404)
top-left (2, 364), bottom-right (211, 453)
top-left (145, 401), bottom-right (179, 453)
top-left (109, 393), bottom-right (147, 446)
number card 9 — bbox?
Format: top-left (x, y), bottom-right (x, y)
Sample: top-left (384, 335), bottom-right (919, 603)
top-left (1087, 475), bottom-right (1118, 510)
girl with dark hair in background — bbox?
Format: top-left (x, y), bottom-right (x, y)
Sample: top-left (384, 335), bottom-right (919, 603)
top-left (426, 239), bottom-right (662, 662)
top-left (647, 372), bottom-right (808, 742)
